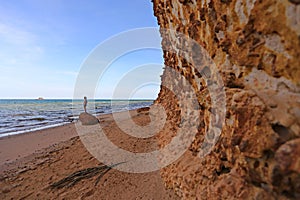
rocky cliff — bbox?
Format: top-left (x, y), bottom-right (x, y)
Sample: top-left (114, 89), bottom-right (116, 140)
top-left (152, 0), bottom-right (300, 199)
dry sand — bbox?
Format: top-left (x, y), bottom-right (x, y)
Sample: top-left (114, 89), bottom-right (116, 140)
top-left (0, 109), bottom-right (179, 199)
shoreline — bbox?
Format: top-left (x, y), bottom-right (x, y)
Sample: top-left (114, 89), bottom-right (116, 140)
top-left (0, 106), bottom-right (149, 139)
top-left (0, 110), bottom-right (124, 169)
top-left (0, 122), bottom-right (71, 139)
top-left (0, 99), bottom-right (154, 139)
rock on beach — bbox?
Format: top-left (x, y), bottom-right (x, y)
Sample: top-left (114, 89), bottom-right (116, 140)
top-left (79, 112), bottom-right (99, 125)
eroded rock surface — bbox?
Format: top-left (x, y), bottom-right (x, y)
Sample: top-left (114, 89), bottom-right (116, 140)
top-left (152, 0), bottom-right (300, 199)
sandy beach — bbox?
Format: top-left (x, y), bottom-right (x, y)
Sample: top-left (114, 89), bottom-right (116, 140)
top-left (0, 109), bottom-right (179, 199)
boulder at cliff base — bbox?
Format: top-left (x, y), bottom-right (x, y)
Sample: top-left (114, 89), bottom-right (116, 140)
top-left (79, 112), bottom-right (99, 125)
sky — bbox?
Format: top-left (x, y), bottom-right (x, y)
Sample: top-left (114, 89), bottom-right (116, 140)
top-left (0, 0), bottom-right (164, 99)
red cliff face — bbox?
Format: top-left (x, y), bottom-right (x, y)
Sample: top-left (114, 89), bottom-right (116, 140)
top-left (152, 0), bottom-right (300, 199)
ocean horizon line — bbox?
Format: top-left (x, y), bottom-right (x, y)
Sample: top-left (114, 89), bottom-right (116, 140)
top-left (0, 98), bottom-right (155, 101)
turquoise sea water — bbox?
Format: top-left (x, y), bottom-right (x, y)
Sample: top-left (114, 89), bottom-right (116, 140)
top-left (0, 99), bottom-right (153, 137)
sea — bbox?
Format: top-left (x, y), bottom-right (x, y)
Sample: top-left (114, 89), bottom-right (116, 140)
top-left (0, 99), bottom-right (153, 137)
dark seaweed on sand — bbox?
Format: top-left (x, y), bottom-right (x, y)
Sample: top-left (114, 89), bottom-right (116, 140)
top-left (50, 162), bottom-right (126, 189)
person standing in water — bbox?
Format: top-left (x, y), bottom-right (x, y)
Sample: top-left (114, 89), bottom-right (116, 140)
top-left (83, 96), bottom-right (87, 113)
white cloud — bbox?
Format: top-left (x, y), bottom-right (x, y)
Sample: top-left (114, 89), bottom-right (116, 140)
top-left (0, 22), bottom-right (36, 45)
top-left (0, 21), bottom-right (44, 70)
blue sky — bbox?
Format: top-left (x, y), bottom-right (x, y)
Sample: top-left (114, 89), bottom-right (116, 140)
top-left (0, 0), bottom-right (163, 99)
